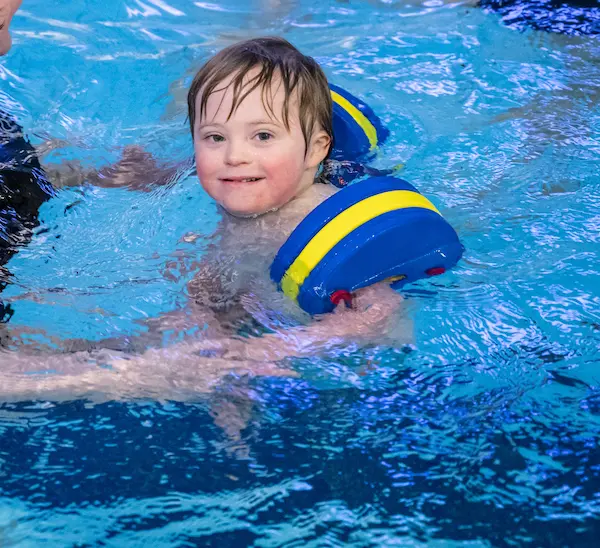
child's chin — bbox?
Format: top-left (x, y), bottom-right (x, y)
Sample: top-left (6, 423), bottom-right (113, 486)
top-left (222, 205), bottom-right (267, 219)
top-left (221, 201), bottom-right (276, 219)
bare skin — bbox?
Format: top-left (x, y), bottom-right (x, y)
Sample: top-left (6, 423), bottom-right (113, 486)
top-left (0, 284), bottom-right (404, 402)
top-left (0, 0), bottom-right (22, 55)
top-left (41, 145), bottom-right (189, 191)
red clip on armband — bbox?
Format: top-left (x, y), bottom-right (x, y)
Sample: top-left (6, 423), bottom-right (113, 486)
top-left (330, 290), bottom-right (353, 308)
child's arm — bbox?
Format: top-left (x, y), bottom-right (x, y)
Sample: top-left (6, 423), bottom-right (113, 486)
top-left (44, 147), bottom-right (193, 191)
top-left (0, 347), bottom-right (294, 403)
top-left (216, 282), bottom-right (410, 362)
top-left (105, 282), bottom-right (409, 367)
top-left (0, 283), bottom-right (406, 406)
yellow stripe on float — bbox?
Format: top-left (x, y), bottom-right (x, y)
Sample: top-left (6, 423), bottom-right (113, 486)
top-left (281, 190), bottom-right (440, 301)
top-left (330, 90), bottom-right (379, 151)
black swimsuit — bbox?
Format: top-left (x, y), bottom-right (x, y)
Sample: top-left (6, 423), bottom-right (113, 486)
top-left (0, 111), bottom-right (54, 319)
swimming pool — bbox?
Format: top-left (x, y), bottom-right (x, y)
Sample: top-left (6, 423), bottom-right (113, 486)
top-left (1, 0), bottom-right (600, 544)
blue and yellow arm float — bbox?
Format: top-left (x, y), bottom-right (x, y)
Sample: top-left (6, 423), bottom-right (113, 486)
top-left (271, 176), bottom-right (463, 315)
top-left (329, 83), bottom-right (389, 162)
top-left (271, 86), bottom-right (463, 315)
top-left (327, 84), bottom-right (395, 186)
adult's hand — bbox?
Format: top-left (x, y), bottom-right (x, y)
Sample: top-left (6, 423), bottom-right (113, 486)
top-left (0, 0), bottom-right (22, 55)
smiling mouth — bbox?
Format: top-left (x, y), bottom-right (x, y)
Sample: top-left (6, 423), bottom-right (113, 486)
top-left (221, 177), bottom-right (264, 183)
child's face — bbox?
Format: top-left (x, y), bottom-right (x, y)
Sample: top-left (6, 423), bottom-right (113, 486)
top-left (193, 70), bottom-right (330, 217)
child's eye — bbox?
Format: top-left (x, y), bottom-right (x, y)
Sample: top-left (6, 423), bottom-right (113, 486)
top-left (205, 134), bottom-right (225, 143)
top-left (255, 132), bottom-right (273, 142)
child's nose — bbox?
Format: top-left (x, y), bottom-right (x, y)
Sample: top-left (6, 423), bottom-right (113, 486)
top-left (224, 139), bottom-right (251, 165)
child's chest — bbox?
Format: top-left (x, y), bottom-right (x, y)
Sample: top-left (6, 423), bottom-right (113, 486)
top-left (189, 186), bottom-right (337, 325)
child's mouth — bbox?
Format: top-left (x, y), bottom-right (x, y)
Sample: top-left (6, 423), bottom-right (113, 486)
top-left (221, 177), bottom-right (264, 183)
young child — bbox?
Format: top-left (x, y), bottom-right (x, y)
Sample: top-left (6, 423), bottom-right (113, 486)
top-left (147, 35), bottom-right (407, 360)
top-left (0, 37), bottom-right (408, 401)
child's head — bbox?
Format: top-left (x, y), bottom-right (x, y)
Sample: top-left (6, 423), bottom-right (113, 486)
top-left (187, 36), bottom-right (333, 217)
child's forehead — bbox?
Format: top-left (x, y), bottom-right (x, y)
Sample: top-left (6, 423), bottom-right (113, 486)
top-left (198, 67), bottom-right (300, 122)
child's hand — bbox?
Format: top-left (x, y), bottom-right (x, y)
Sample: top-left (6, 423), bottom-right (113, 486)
top-left (321, 282), bottom-right (403, 340)
top-left (212, 282), bottom-right (405, 361)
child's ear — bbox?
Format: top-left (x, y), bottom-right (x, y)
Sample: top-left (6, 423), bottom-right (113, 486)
top-left (307, 130), bottom-right (331, 168)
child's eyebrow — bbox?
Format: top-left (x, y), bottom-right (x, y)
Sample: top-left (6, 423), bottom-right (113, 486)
top-left (196, 119), bottom-right (283, 131)
top-left (247, 119), bottom-right (283, 127)
top-left (197, 122), bottom-right (223, 130)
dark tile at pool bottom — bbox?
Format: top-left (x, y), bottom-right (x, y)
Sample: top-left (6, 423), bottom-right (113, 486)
top-left (479, 0), bottom-right (600, 35)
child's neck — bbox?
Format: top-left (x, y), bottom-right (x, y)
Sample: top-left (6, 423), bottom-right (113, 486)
top-left (222, 183), bottom-right (337, 243)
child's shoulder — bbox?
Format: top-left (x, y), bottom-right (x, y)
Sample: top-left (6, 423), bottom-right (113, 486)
top-left (286, 183), bottom-right (338, 218)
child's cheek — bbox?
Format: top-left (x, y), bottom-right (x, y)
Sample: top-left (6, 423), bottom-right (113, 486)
top-left (195, 146), bottom-right (216, 177)
top-left (265, 155), bottom-right (303, 187)
top-left (194, 151), bottom-right (219, 198)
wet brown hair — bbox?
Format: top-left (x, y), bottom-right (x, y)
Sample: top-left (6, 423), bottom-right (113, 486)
top-left (187, 36), bottom-right (333, 155)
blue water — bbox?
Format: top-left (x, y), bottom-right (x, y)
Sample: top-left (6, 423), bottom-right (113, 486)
top-left (1, 0), bottom-right (600, 545)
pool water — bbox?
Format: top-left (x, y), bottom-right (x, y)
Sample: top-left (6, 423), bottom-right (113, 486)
top-left (1, 0), bottom-right (600, 545)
